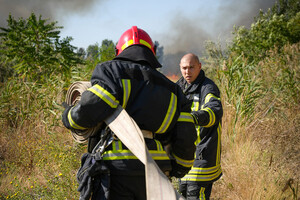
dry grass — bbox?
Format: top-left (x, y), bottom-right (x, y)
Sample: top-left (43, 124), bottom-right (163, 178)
top-left (211, 97), bottom-right (299, 200)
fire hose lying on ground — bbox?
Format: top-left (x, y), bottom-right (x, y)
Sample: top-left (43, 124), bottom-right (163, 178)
top-left (65, 81), bottom-right (185, 200)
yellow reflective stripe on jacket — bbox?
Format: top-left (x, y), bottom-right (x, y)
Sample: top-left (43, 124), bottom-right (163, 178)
top-left (121, 79), bottom-right (131, 108)
top-left (216, 123), bottom-right (222, 165)
top-left (191, 94), bottom-right (200, 112)
top-left (189, 165), bottom-right (221, 174)
top-left (199, 187), bottom-right (206, 200)
top-left (181, 165), bottom-right (222, 182)
top-left (177, 112), bottom-right (194, 123)
top-left (155, 140), bottom-right (164, 151)
top-left (67, 107), bottom-right (87, 130)
top-left (204, 93), bottom-right (220, 104)
top-left (194, 125), bottom-right (201, 145)
top-left (102, 140), bottom-right (170, 161)
top-left (155, 93), bottom-right (177, 134)
top-left (102, 150), bottom-right (170, 160)
top-left (202, 107), bottom-right (215, 127)
top-left (88, 84), bottom-right (119, 108)
top-left (172, 153), bottom-right (194, 168)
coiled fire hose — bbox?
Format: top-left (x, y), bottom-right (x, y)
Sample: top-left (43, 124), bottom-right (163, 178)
top-left (65, 81), bottom-right (185, 200)
top-left (65, 81), bottom-right (102, 143)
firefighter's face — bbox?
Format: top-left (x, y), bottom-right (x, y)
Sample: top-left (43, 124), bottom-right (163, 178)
top-left (180, 57), bottom-right (201, 84)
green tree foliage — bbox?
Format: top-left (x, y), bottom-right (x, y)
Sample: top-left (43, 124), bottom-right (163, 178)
top-left (98, 39), bottom-right (116, 62)
top-left (230, 0), bottom-right (300, 63)
top-left (85, 40), bottom-right (115, 72)
top-left (204, 0), bottom-right (300, 126)
top-left (0, 12), bottom-right (83, 82)
top-left (86, 43), bottom-right (100, 61)
top-left (86, 40), bottom-right (115, 62)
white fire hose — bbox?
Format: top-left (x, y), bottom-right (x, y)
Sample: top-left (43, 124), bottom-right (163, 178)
top-left (65, 81), bottom-right (185, 200)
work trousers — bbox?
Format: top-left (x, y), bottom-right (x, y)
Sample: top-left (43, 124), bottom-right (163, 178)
top-left (179, 180), bottom-right (213, 200)
top-left (93, 174), bottom-right (146, 200)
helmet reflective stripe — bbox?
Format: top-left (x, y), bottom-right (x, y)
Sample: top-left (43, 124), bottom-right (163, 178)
top-left (121, 39), bottom-right (134, 51)
top-left (139, 39), bottom-right (152, 49)
top-left (155, 92), bottom-right (177, 134)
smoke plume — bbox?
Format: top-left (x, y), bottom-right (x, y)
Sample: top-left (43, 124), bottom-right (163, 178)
top-left (0, 0), bottom-right (100, 27)
top-left (160, 0), bottom-right (277, 76)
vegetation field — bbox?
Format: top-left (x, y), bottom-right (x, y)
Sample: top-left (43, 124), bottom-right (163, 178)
top-left (0, 1), bottom-right (299, 199)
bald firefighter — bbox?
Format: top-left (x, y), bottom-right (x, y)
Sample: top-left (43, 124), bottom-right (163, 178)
top-left (177, 53), bottom-right (223, 200)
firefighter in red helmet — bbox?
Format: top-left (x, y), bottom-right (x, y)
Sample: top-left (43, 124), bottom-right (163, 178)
top-left (62, 26), bottom-right (197, 200)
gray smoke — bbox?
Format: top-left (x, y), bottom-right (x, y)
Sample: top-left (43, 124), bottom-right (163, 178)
top-left (0, 0), bottom-right (101, 27)
top-left (160, 0), bottom-right (277, 75)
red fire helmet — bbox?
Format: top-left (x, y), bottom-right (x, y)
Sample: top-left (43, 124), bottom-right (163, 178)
top-left (115, 26), bottom-right (156, 56)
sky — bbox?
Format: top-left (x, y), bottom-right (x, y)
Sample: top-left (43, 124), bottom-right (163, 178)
top-left (0, 0), bottom-right (277, 74)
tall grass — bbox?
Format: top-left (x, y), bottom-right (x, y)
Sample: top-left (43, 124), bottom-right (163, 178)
top-left (0, 72), bottom-right (88, 199)
top-left (208, 42), bottom-right (300, 200)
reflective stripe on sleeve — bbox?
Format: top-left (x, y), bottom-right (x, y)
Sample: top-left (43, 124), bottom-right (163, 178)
top-left (88, 84), bottom-right (119, 108)
top-left (67, 107), bottom-right (88, 130)
top-left (204, 93), bottom-right (220, 104)
top-left (177, 112), bottom-right (194, 123)
top-left (172, 153), bottom-right (194, 168)
top-left (202, 107), bottom-right (216, 127)
top-left (181, 165), bottom-right (222, 182)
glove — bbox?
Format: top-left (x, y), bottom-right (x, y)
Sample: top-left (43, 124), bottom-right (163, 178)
top-left (170, 160), bottom-right (190, 178)
top-left (61, 103), bottom-right (73, 129)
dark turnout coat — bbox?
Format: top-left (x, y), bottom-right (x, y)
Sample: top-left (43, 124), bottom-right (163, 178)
top-left (63, 45), bottom-right (197, 176)
top-left (177, 70), bottom-right (223, 184)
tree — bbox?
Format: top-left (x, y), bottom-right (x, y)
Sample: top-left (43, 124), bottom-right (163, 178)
top-left (0, 12), bottom-right (83, 82)
top-left (98, 39), bottom-right (115, 62)
top-left (77, 47), bottom-right (86, 59)
top-left (86, 43), bottom-right (100, 61)
top-left (230, 0), bottom-right (300, 63)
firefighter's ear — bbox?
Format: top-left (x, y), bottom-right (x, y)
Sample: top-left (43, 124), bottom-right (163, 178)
top-left (153, 44), bottom-right (157, 55)
top-left (115, 47), bottom-right (119, 56)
